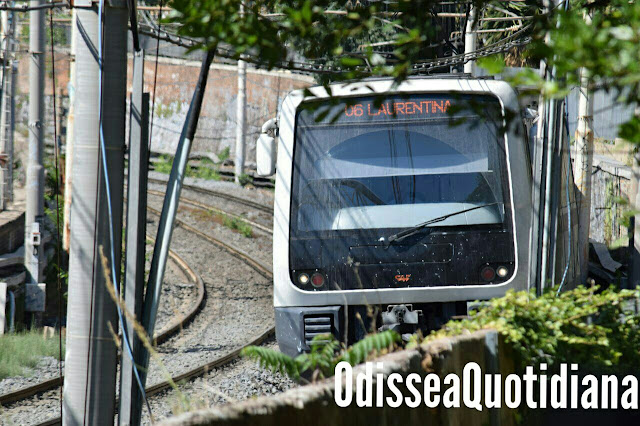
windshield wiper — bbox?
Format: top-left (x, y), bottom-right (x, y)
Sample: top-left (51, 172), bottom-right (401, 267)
top-left (384, 202), bottom-right (500, 245)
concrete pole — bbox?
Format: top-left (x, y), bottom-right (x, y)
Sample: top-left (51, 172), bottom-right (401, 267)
top-left (573, 15), bottom-right (594, 285)
top-left (25, 0), bottom-right (45, 285)
top-left (463, 5), bottom-right (477, 75)
top-left (119, 49), bottom-right (149, 426)
top-left (63, 9), bottom-right (76, 252)
top-left (631, 107), bottom-right (640, 289)
top-left (234, 55), bottom-right (246, 183)
top-left (0, 11), bottom-right (9, 210)
top-left (8, 60), bottom-right (15, 203)
top-left (62, 4), bottom-right (128, 425)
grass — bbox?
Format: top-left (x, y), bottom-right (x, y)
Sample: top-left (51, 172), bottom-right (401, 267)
top-left (222, 214), bottom-right (253, 238)
top-left (186, 164), bottom-right (221, 181)
top-left (154, 154), bottom-right (222, 181)
top-left (0, 329), bottom-right (65, 380)
top-left (190, 208), bottom-right (254, 238)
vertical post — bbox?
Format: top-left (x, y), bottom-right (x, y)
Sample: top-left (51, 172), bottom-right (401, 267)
top-left (631, 107), bottom-right (640, 289)
top-left (25, 0), bottom-right (45, 285)
top-left (234, 53), bottom-right (246, 184)
top-left (63, 10), bottom-right (76, 252)
top-left (62, 3), bottom-right (128, 425)
top-left (141, 48), bottom-right (215, 387)
top-left (119, 49), bottom-right (148, 426)
top-left (8, 60), bottom-right (15, 203)
top-left (0, 282), bottom-right (6, 335)
top-left (0, 11), bottom-right (9, 210)
top-left (463, 5), bottom-right (477, 75)
top-left (573, 13), bottom-right (594, 285)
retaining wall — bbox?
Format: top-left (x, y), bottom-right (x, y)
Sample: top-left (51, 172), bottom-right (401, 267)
top-left (160, 330), bottom-right (517, 426)
top-left (0, 209), bottom-right (24, 256)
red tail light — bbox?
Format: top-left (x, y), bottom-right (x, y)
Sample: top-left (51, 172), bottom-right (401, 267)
top-left (481, 266), bottom-right (496, 282)
top-left (311, 272), bottom-right (325, 288)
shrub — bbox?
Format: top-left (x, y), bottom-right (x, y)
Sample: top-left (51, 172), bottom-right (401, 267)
top-left (241, 330), bottom-right (401, 382)
top-left (426, 286), bottom-right (640, 373)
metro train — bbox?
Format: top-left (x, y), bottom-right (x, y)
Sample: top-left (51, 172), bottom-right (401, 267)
top-left (256, 75), bottom-right (579, 357)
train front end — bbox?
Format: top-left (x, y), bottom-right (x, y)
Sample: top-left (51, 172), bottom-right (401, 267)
top-left (268, 78), bottom-right (532, 356)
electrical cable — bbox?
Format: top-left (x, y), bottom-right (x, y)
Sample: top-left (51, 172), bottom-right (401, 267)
top-left (96, 0), bottom-right (153, 419)
top-left (47, 2), bottom-right (64, 416)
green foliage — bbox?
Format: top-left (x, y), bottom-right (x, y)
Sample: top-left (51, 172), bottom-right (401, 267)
top-left (523, 1), bottom-right (640, 144)
top-left (187, 164), bottom-right (222, 181)
top-left (154, 155), bottom-right (222, 181)
top-left (340, 328), bottom-right (401, 366)
top-left (217, 146), bottom-right (230, 162)
top-left (427, 286), bottom-right (640, 373)
top-left (237, 173), bottom-right (252, 187)
top-left (241, 330), bottom-right (400, 382)
top-left (0, 329), bottom-right (65, 379)
top-left (166, 0), bottom-right (486, 84)
top-left (154, 154), bottom-right (174, 174)
top-left (221, 214), bottom-right (253, 238)
top-left (242, 345), bottom-right (303, 380)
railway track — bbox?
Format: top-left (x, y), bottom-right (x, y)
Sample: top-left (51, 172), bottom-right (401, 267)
top-left (147, 176), bottom-right (273, 215)
top-left (2, 181), bottom-right (275, 426)
top-left (146, 188), bottom-right (272, 236)
top-left (0, 243), bottom-right (205, 407)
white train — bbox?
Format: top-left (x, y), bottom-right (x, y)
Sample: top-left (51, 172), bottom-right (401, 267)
top-left (257, 76), bottom-right (577, 356)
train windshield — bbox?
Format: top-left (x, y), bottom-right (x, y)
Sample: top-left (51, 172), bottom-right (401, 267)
top-left (289, 93), bottom-right (515, 290)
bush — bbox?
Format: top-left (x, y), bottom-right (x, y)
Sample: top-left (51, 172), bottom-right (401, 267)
top-left (426, 286), bottom-right (640, 373)
top-left (244, 287), bottom-right (640, 381)
top-left (242, 330), bottom-right (401, 382)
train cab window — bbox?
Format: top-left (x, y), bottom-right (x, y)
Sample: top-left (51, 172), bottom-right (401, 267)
top-left (289, 94), bottom-right (516, 290)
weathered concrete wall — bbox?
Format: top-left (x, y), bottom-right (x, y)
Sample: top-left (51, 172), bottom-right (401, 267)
top-left (160, 330), bottom-right (517, 426)
top-left (124, 58), bottom-right (312, 163)
top-left (0, 210), bottom-right (24, 256)
top-left (15, 53), bottom-right (312, 169)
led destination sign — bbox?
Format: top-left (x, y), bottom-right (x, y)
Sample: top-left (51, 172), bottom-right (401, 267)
top-left (297, 94), bottom-right (500, 126)
top-left (344, 99), bottom-right (452, 119)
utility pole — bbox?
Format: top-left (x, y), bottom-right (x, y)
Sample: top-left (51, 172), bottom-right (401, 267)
top-left (573, 13), bottom-right (594, 285)
top-left (63, 9), bottom-right (76, 252)
top-left (631, 106), bottom-right (640, 289)
top-left (25, 0), bottom-right (45, 287)
top-left (120, 49), bottom-right (149, 426)
top-left (62, 3), bottom-right (128, 425)
top-left (234, 54), bottom-right (246, 183)
top-left (0, 11), bottom-right (14, 209)
top-left (463, 5), bottom-right (477, 75)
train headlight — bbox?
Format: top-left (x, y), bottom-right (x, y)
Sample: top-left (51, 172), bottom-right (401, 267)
top-left (298, 273), bottom-right (310, 285)
top-left (496, 266), bottom-right (509, 278)
top-left (311, 272), bottom-right (325, 288)
top-left (480, 266), bottom-right (496, 282)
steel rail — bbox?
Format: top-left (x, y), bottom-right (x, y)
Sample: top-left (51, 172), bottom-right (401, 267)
top-left (0, 243), bottom-right (205, 406)
top-left (29, 200), bottom-right (275, 426)
top-left (146, 188), bottom-right (272, 235)
top-left (147, 176), bottom-right (273, 215)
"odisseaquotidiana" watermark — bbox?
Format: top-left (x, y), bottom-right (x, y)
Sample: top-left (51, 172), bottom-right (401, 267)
top-left (334, 362), bottom-right (639, 410)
